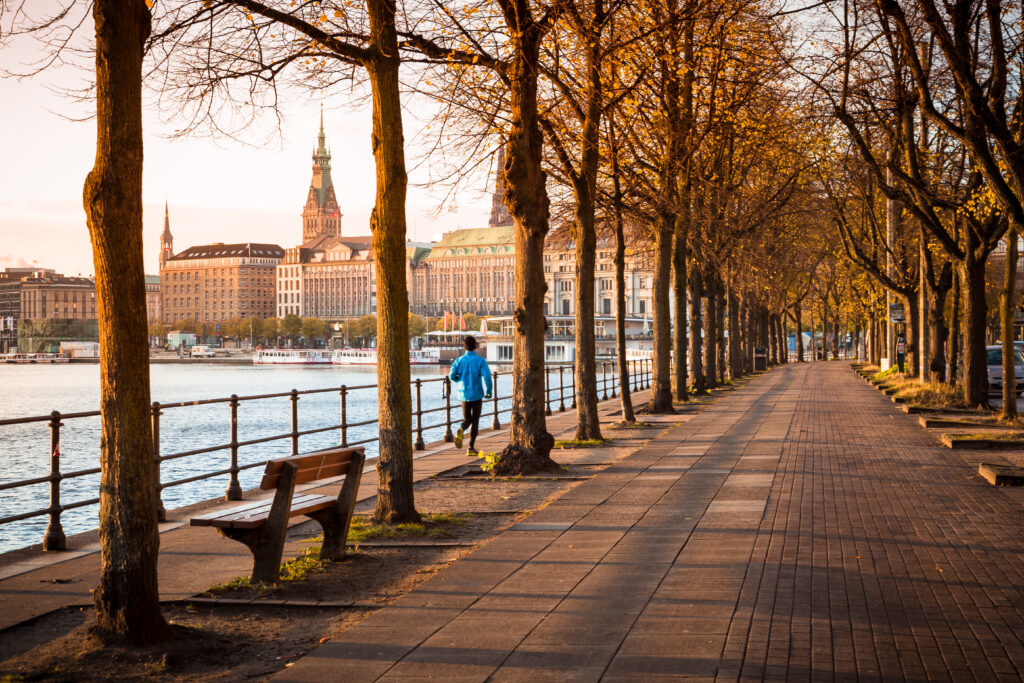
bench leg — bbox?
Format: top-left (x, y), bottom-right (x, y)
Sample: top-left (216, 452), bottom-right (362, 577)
top-left (309, 450), bottom-right (364, 561)
top-left (219, 461), bottom-right (298, 583)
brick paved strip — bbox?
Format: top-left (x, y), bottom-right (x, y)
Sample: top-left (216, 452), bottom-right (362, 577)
top-left (279, 363), bottom-right (1024, 682)
top-left (277, 371), bottom-right (798, 681)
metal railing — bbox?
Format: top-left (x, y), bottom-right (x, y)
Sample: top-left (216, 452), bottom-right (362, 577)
top-left (0, 358), bottom-right (652, 552)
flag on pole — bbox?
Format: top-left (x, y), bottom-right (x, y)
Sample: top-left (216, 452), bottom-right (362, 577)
top-left (460, 314), bottom-right (466, 331)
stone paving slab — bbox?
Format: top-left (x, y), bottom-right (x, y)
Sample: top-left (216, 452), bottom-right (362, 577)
top-left (277, 363), bottom-right (1024, 681)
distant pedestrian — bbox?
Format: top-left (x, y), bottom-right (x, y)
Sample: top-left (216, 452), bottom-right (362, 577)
top-left (896, 335), bottom-right (906, 373)
top-left (449, 335), bottom-right (492, 455)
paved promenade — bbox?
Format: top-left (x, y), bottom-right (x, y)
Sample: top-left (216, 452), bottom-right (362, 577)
top-left (0, 387), bottom-right (640, 631)
top-left (279, 363), bottom-right (1024, 681)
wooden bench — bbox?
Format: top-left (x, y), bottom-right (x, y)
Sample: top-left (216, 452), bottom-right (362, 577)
top-left (190, 446), bottom-right (365, 583)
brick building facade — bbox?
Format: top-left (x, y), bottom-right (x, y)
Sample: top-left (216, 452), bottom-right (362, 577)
top-left (161, 243), bottom-right (284, 325)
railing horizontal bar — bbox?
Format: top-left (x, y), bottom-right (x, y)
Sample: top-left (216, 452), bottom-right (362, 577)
top-left (161, 467), bottom-right (234, 490)
top-left (60, 465), bottom-right (102, 479)
top-left (0, 474), bottom-right (52, 491)
top-left (0, 505), bottom-right (52, 524)
top-left (346, 436), bottom-right (380, 447)
top-left (0, 409), bottom-right (101, 426)
top-left (297, 424), bottom-right (340, 437)
top-left (62, 496), bottom-right (100, 512)
top-left (236, 434), bottom-right (291, 449)
top-left (159, 444), bottom-right (231, 461)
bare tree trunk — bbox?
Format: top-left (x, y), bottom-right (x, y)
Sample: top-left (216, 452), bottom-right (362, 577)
top-left (609, 118), bottom-right (634, 423)
top-left (571, 10), bottom-right (604, 442)
top-left (497, 8), bottom-right (557, 473)
top-left (673, 220), bottom-right (689, 400)
top-left (926, 267), bottom-right (953, 382)
top-left (702, 271), bottom-right (717, 386)
top-left (796, 304), bottom-right (805, 362)
top-left (715, 281), bottom-right (726, 379)
top-left (779, 316), bottom-right (788, 363)
top-left (646, 217), bottom-right (675, 412)
top-left (368, 0), bottom-right (419, 523)
top-left (962, 249), bottom-right (987, 405)
top-left (86, 0), bottom-right (169, 645)
top-left (1001, 231), bottom-right (1018, 420)
top-left (728, 285), bottom-right (741, 378)
top-left (831, 314), bottom-right (840, 360)
top-left (689, 264), bottom-right (706, 393)
top-left (746, 297), bottom-right (758, 368)
top-left (745, 301), bottom-right (753, 374)
top-left (949, 270), bottom-right (961, 384)
top-left (905, 293), bottom-right (920, 378)
top-left (572, 189), bottom-right (601, 440)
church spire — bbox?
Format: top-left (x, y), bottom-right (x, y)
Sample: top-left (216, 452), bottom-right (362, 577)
top-left (302, 111), bottom-right (342, 242)
top-left (317, 104), bottom-right (327, 156)
top-left (159, 199), bottom-right (174, 269)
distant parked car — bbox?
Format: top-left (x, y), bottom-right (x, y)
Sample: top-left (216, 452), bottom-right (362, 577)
top-left (986, 345), bottom-right (1024, 396)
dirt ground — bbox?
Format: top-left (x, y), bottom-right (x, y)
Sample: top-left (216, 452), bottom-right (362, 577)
top-left (0, 456), bottom-right (625, 682)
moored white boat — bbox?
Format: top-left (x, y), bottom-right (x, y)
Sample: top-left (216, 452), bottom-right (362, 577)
top-left (330, 348), bottom-right (377, 365)
top-left (330, 347), bottom-right (441, 366)
top-left (253, 349), bottom-right (332, 365)
top-left (0, 352), bottom-right (69, 364)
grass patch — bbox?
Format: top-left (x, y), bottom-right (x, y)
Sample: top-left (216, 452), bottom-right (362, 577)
top-left (609, 421), bottom-right (657, 429)
top-left (205, 515), bottom-right (471, 594)
top-left (948, 431), bottom-right (1024, 441)
top-left (884, 378), bottom-right (964, 408)
top-left (348, 512), bottom-right (471, 546)
top-left (553, 439), bottom-right (608, 449)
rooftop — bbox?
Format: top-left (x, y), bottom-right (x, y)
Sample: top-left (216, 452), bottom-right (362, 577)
top-left (168, 243), bottom-right (285, 261)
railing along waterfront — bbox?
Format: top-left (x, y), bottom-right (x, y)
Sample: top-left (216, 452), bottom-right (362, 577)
top-left (0, 358), bottom-right (652, 552)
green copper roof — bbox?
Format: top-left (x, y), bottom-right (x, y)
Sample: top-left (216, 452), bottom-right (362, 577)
top-left (434, 225), bottom-right (514, 248)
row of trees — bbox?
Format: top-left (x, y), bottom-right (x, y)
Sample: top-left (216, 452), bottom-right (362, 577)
top-left (797, 0), bottom-right (1024, 422)
top-left (12, 0), bottom-right (1018, 644)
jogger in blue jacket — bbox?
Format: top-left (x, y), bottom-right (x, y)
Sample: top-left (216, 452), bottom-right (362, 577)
top-left (449, 336), bottom-right (493, 454)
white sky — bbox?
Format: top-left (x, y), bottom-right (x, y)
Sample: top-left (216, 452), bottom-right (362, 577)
top-left (0, 12), bottom-right (493, 277)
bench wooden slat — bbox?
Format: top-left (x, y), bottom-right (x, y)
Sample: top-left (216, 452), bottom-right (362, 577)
top-left (190, 494), bottom-right (326, 527)
top-left (260, 448), bottom-right (355, 490)
top-left (195, 495), bottom-right (336, 530)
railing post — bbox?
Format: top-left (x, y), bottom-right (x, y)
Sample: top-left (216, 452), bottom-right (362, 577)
top-left (646, 359), bottom-right (652, 388)
top-left (290, 389), bottom-right (299, 455)
top-left (570, 364), bottom-right (576, 409)
top-left (610, 360), bottom-right (617, 398)
top-left (226, 395), bottom-right (242, 500)
top-left (151, 401), bottom-right (166, 522)
top-left (339, 385), bottom-right (349, 447)
top-left (545, 365), bottom-right (552, 416)
top-left (491, 371), bottom-right (501, 430)
top-left (43, 410), bottom-right (65, 551)
top-left (558, 365), bottom-right (566, 412)
top-left (632, 360), bottom-right (639, 392)
top-left (602, 361), bottom-right (608, 400)
top-left (443, 378), bottom-right (454, 442)
top-left (414, 379), bottom-right (425, 450)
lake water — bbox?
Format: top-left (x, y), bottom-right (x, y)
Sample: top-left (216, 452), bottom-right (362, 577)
top-left (0, 362), bottom-right (594, 554)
